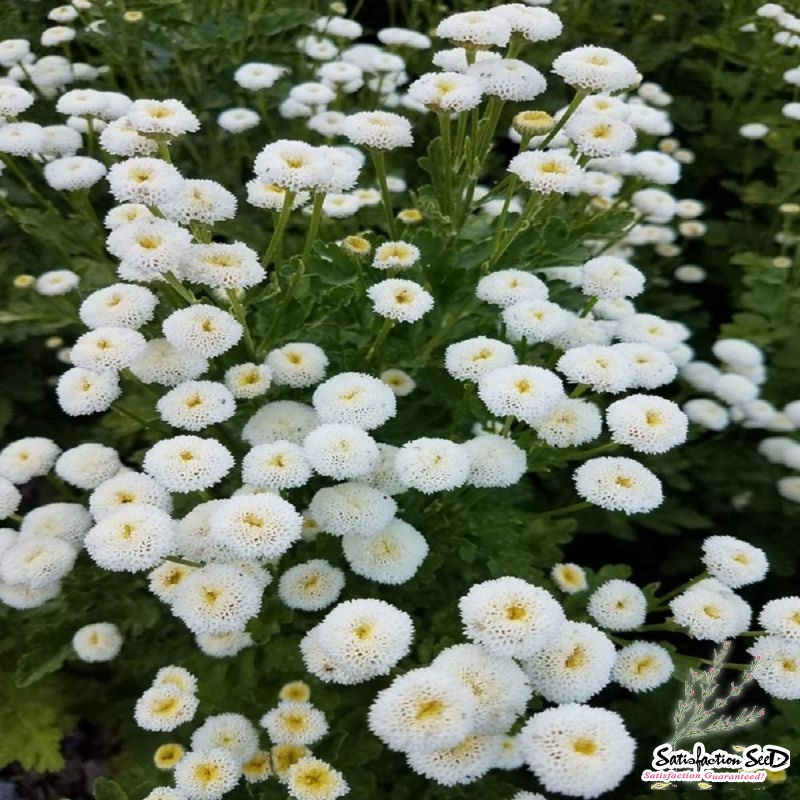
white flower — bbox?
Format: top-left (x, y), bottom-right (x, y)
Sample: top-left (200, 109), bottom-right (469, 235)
top-left (534, 398), bottom-right (603, 448)
top-left (748, 636), bottom-right (800, 700)
top-left (367, 279), bottom-right (434, 322)
top-left (573, 456), bottom-right (663, 514)
top-left (89, 471), bottom-right (172, 520)
top-left (476, 270), bottom-right (548, 307)
top-left (19, 502), bottom-right (92, 546)
top-left (406, 72), bottom-right (484, 113)
top-left (467, 59), bottom-right (547, 101)
top-left (477, 365), bottom-right (565, 424)
top-left (551, 563), bottom-right (588, 594)
top-left (107, 157), bottom-right (184, 205)
top-left (0, 438), bottom-right (61, 484)
top-left (162, 306), bottom-right (243, 358)
top-left (395, 438), bottom-right (470, 493)
top-left (461, 434), bottom-right (527, 488)
top-left (72, 623), bottom-right (123, 662)
top-left (368, 667), bottom-right (477, 752)
top-left (242, 441), bottom-right (311, 489)
top-left (303, 423), bottom-right (379, 480)
top-left (254, 139), bottom-right (325, 192)
top-left (342, 519), bottom-right (428, 585)
top-left (162, 180), bottom-right (237, 225)
top-left (519, 704), bottom-right (636, 799)
top-left (372, 241), bottom-right (420, 270)
top-left (156, 380), bottom-right (236, 431)
top-left (286, 756), bottom-right (348, 800)
top-left (308, 482), bottom-right (397, 537)
top-left (0, 536), bottom-right (77, 588)
top-left (493, 5), bottom-right (563, 42)
top-left (234, 62), bottom-right (287, 90)
top-left (606, 394), bottom-right (688, 454)
top-left (566, 114), bottom-right (637, 158)
top-left (107, 218), bottom-right (192, 281)
top-left (553, 46), bottom-right (640, 93)
top-left (209, 494), bottom-right (303, 560)
top-left (312, 372), bottom-right (396, 430)
top-left (79, 284), bottom-right (158, 330)
top-left (266, 343), bottom-right (329, 388)
top-left (669, 579), bottom-right (752, 642)
top-left (70, 327), bottom-right (147, 373)
top-left (278, 559), bottom-right (345, 611)
top-left (171, 563), bottom-right (264, 635)
top-left (432, 643), bottom-right (532, 734)
top-left (444, 337), bottom-right (517, 382)
top-left (612, 342), bottom-right (678, 390)
top-left (760, 597), bottom-right (800, 642)
top-left (84, 505), bottom-right (175, 572)
top-left (129, 339), bottom-right (208, 386)
top-left (35, 269), bottom-right (80, 296)
top-left (261, 701), bottom-right (329, 746)
top-left (587, 579), bottom-right (647, 630)
top-left (56, 368), bottom-right (122, 416)
top-left (406, 734), bottom-right (503, 787)
top-left (44, 156), bottom-right (107, 191)
top-left (580, 256), bottom-right (644, 299)
top-left (218, 107), bottom-right (260, 133)
top-left (557, 345), bottom-right (634, 394)
top-left (99, 117), bottom-right (159, 157)
top-left (242, 401), bottom-right (319, 446)
top-left (134, 685), bottom-right (199, 732)
top-left (191, 713), bottom-right (259, 764)
top-left (612, 641), bottom-right (673, 692)
top-left (341, 111), bottom-right (413, 149)
top-left (143, 436), bottom-right (234, 493)
top-left (508, 150), bottom-right (585, 194)
top-left (523, 621), bottom-right (616, 704)
top-left (0, 479), bottom-right (21, 521)
top-left (380, 368), bottom-right (416, 396)
top-left (436, 10), bottom-right (512, 47)
top-left (459, 576), bottom-right (564, 658)
top-left (173, 748), bottom-right (240, 800)
top-left (303, 598), bottom-right (414, 684)
top-left (701, 535), bottom-right (768, 588)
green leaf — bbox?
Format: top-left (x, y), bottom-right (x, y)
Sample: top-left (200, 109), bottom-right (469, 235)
top-left (15, 643), bottom-right (72, 689)
top-left (93, 778), bottom-right (129, 800)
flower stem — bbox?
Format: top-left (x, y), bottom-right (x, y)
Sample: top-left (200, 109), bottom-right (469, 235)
top-left (226, 289), bottom-right (257, 361)
top-left (302, 192), bottom-right (325, 263)
top-left (657, 571), bottom-right (710, 604)
top-left (535, 90), bottom-right (588, 150)
top-left (262, 190), bottom-right (297, 267)
top-left (531, 500), bottom-right (592, 520)
top-left (370, 149), bottom-right (398, 239)
top-left (367, 318), bottom-right (394, 364)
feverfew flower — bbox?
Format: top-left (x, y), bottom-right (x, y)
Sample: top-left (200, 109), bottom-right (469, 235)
top-left (127, 98), bottom-right (200, 137)
top-left (580, 256), bottom-right (644, 299)
top-left (476, 270), bottom-right (548, 307)
top-left (70, 327), bottom-right (147, 372)
top-left (436, 11), bottom-right (511, 48)
top-left (135, 686), bottom-right (199, 732)
top-left (748, 636), bottom-right (800, 700)
top-left (341, 111), bottom-right (413, 149)
top-left (303, 424), bottom-right (379, 480)
top-left (287, 756), bottom-right (348, 800)
top-left (308, 482), bottom-right (397, 538)
top-left (72, 623), bottom-right (123, 662)
top-left (759, 597), bottom-right (800, 641)
top-left (44, 156), bottom-right (107, 191)
top-left (519, 704), bottom-right (636, 799)
top-left (142, 436), bottom-right (234, 493)
top-left (367, 279), bottom-right (434, 322)
top-left (156, 381), bottom-right (236, 432)
top-left (368, 667), bottom-right (477, 752)
top-left (406, 72), bottom-right (483, 113)
top-left (573, 457), bottom-right (663, 514)
top-left (508, 150), bottom-right (584, 194)
top-left (243, 441), bottom-right (312, 489)
top-left (552, 46), bottom-right (640, 93)
top-left (551, 563), bottom-right (588, 594)
top-left (184, 242), bottom-right (264, 290)
top-left (342, 519), bottom-right (429, 585)
top-left (444, 337), bottom-right (517, 382)
top-left (129, 339), bottom-right (208, 387)
top-left (224, 363), bottom-right (272, 399)
top-left (395, 438), bottom-right (470, 493)
top-left (0, 437), bottom-right (61, 484)
top-left (467, 59), bottom-right (547, 102)
top-left (534, 399), bottom-right (603, 448)
top-left (79, 284), bottom-right (158, 330)
top-left (606, 394), bottom-right (688, 454)
top-left (312, 372), bottom-right (396, 430)
top-left (557, 345), bottom-right (634, 394)
top-left (173, 749), bottom-right (240, 800)
top-left (372, 241), bottom-right (421, 270)
top-left (459, 577), bottom-right (564, 658)
top-left (669, 579), bottom-right (752, 642)
top-left (278, 560), bottom-right (345, 611)
top-left (700, 535), bottom-right (768, 589)
top-left (107, 157), bottom-right (184, 205)
top-left (477, 365), bottom-right (565, 424)
top-left (612, 641), bottom-right (673, 692)
top-left (267, 343), bottom-right (329, 389)
top-left (587, 580), bottom-right (647, 630)
top-left (162, 306), bottom-right (243, 358)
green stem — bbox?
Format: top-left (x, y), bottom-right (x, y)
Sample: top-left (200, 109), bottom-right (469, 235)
top-left (531, 500), bottom-right (592, 520)
top-left (657, 571), bottom-right (710, 604)
top-left (302, 192), bottom-right (325, 262)
top-left (570, 383), bottom-right (589, 399)
top-left (499, 415), bottom-right (515, 437)
top-left (366, 318), bottom-right (394, 364)
top-left (165, 555), bottom-right (203, 568)
top-left (535, 90), bottom-right (588, 150)
top-left (226, 289), bottom-right (257, 360)
top-left (111, 403), bottom-right (152, 429)
top-left (437, 111), bottom-right (454, 220)
top-left (262, 190), bottom-right (296, 267)
top-left (0, 154), bottom-right (59, 212)
top-left (161, 271), bottom-right (198, 305)
top-left (370, 149), bottom-right (398, 239)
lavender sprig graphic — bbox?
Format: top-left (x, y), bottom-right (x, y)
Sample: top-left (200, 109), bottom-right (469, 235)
top-left (670, 641), bottom-right (764, 747)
